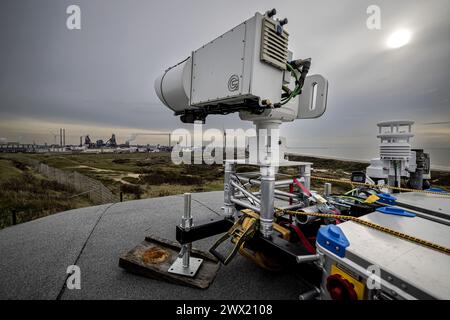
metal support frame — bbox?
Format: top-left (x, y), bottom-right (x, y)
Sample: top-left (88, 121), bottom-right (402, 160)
top-left (220, 158), bottom-right (326, 267)
top-left (234, 192), bottom-right (300, 203)
top-left (221, 119), bottom-right (317, 251)
top-left (228, 166), bottom-right (310, 239)
top-left (234, 175), bottom-right (301, 187)
top-left (231, 197), bottom-right (261, 213)
top-left (230, 180), bottom-right (261, 205)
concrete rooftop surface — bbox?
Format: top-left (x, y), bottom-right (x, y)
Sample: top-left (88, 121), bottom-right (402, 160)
top-left (0, 191), bottom-right (304, 300)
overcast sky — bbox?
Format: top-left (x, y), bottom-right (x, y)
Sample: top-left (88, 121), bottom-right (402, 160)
top-left (0, 0), bottom-right (449, 163)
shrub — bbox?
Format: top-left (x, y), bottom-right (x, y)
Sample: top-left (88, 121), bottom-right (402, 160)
top-left (140, 171), bottom-right (203, 185)
top-left (120, 184), bottom-right (143, 199)
top-left (11, 159), bottom-right (28, 171)
top-left (112, 158), bottom-right (130, 164)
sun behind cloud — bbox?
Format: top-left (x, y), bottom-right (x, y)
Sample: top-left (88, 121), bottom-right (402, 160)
top-left (387, 29), bottom-right (412, 49)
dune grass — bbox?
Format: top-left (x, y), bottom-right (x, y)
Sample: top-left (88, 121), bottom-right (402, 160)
top-left (0, 157), bottom-right (92, 229)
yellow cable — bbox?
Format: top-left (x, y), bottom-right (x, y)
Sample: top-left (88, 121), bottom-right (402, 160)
top-left (310, 176), bottom-right (450, 198)
top-left (275, 208), bottom-right (450, 255)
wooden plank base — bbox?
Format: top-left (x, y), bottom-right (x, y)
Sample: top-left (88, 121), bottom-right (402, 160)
top-left (119, 235), bottom-right (220, 289)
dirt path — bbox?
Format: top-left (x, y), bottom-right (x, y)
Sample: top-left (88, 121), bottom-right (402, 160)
top-left (68, 165), bottom-right (140, 185)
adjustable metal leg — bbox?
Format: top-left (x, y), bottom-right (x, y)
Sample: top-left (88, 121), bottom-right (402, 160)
top-left (260, 165), bottom-right (275, 238)
top-left (224, 161), bottom-right (236, 218)
top-left (299, 164), bottom-right (311, 190)
top-left (324, 183), bottom-right (332, 197)
top-left (168, 193), bottom-right (203, 277)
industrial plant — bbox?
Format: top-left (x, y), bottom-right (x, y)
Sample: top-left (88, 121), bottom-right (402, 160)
top-left (0, 130), bottom-right (173, 154)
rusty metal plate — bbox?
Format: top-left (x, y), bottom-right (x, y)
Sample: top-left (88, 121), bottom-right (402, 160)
top-left (119, 235), bottom-right (220, 289)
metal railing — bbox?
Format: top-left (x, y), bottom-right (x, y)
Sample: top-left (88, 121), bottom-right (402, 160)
top-left (26, 159), bottom-right (119, 204)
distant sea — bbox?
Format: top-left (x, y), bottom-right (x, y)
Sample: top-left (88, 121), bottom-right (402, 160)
top-left (286, 147), bottom-right (450, 172)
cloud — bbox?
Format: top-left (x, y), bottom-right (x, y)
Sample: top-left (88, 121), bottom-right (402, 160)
top-left (0, 0), bottom-right (449, 165)
top-left (422, 122), bottom-right (450, 125)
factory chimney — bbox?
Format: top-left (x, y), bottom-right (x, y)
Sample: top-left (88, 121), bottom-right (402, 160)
top-left (60, 128), bottom-right (62, 146)
top-left (80, 136), bottom-right (82, 147)
top-left (63, 128), bottom-right (66, 147)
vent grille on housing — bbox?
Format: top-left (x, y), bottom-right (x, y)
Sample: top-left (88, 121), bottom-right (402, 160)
top-left (260, 18), bottom-right (289, 70)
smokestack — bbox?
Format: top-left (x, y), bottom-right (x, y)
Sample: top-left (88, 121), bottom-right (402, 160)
top-left (60, 128), bottom-right (62, 146)
top-left (80, 136), bottom-right (82, 147)
top-left (63, 128), bottom-right (66, 146)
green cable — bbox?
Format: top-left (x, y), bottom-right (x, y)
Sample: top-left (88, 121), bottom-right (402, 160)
top-left (286, 63), bottom-right (299, 82)
top-left (345, 188), bottom-right (358, 195)
top-left (336, 195), bottom-right (366, 203)
top-left (281, 63), bottom-right (301, 105)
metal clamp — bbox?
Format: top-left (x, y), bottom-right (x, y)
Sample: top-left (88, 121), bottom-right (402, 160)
top-left (168, 193), bottom-right (203, 277)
